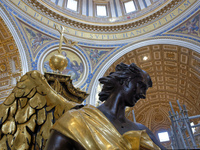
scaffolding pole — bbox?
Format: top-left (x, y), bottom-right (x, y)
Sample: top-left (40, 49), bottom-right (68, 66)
top-left (169, 100), bottom-right (199, 149)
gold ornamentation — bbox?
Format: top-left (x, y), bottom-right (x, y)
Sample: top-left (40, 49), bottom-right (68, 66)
top-left (53, 105), bottom-right (160, 150)
top-left (0, 64), bottom-right (6, 72)
top-left (24, 0), bottom-right (181, 32)
top-left (49, 25), bottom-right (68, 72)
top-left (0, 70), bottom-right (82, 149)
top-left (44, 72), bottom-right (89, 103)
top-left (54, 25), bottom-right (77, 47)
top-left (49, 54), bottom-right (68, 71)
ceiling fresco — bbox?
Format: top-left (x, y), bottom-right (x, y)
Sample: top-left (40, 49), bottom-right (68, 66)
top-left (170, 10), bottom-right (200, 37)
top-left (0, 0), bottom-right (200, 147)
top-left (20, 20), bottom-right (56, 60)
top-left (80, 46), bottom-right (114, 69)
top-left (105, 44), bottom-right (200, 139)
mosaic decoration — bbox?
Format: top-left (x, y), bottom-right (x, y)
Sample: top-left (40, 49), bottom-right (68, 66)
top-left (43, 50), bottom-right (84, 82)
top-left (171, 11), bottom-right (200, 37)
top-left (21, 22), bottom-right (54, 58)
top-left (80, 46), bottom-right (111, 68)
top-left (25, 28), bottom-right (52, 50)
top-left (26, 28), bottom-right (52, 50)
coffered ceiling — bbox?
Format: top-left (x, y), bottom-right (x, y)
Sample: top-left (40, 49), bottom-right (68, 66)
top-left (0, 16), bottom-right (22, 102)
top-left (104, 44), bottom-right (200, 136)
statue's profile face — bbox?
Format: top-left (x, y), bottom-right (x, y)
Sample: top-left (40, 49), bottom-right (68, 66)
top-left (123, 73), bottom-right (149, 107)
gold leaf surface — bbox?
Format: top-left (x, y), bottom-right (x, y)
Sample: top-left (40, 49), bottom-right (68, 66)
top-left (26, 114), bottom-right (36, 133)
top-left (30, 71), bottom-right (40, 79)
top-left (15, 89), bottom-right (25, 98)
top-left (27, 88), bottom-right (36, 99)
top-left (36, 132), bottom-right (43, 149)
top-left (6, 135), bottom-right (12, 149)
top-left (3, 93), bottom-right (15, 106)
top-left (12, 124), bottom-right (31, 150)
top-left (37, 108), bottom-right (46, 125)
top-left (10, 100), bottom-right (17, 116)
top-left (40, 112), bottom-right (53, 140)
top-left (15, 103), bottom-right (35, 124)
top-left (0, 104), bottom-right (9, 124)
top-left (17, 81), bottom-right (27, 89)
top-left (19, 74), bottom-right (28, 82)
top-left (36, 85), bottom-right (47, 95)
top-left (29, 93), bottom-right (46, 109)
top-left (2, 118), bottom-right (16, 134)
top-left (0, 135), bottom-right (8, 149)
top-left (19, 98), bottom-right (28, 109)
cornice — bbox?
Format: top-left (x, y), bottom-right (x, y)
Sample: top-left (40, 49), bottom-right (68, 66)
top-left (23, 0), bottom-right (182, 33)
top-left (38, 0), bottom-right (168, 24)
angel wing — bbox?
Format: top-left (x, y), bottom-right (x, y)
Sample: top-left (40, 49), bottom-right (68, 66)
top-left (0, 71), bottom-right (81, 150)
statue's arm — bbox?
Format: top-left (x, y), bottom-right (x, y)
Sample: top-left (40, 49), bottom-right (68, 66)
top-left (137, 123), bottom-right (166, 150)
top-left (45, 130), bottom-right (85, 150)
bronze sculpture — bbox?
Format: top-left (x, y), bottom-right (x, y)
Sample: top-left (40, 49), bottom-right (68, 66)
top-left (45, 63), bottom-right (166, 150)
top-left (0, 63), bottom-right (166, 149)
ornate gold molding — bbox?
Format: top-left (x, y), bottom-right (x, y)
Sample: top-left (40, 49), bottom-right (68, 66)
top-left (44, 73), bottom-right (89, 103)
top-left (23, 0), bottom-right (182, 32)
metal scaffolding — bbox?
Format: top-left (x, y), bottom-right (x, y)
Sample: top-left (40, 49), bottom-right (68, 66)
top-left (169, 100), bottom-right (200, 149)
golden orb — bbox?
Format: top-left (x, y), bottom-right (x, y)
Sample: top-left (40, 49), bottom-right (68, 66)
top-left (49, 54), bottom-right (68, 71)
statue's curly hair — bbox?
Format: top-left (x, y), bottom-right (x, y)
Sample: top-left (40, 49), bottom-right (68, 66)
top-left (98, 63), bottom-right (152, 102)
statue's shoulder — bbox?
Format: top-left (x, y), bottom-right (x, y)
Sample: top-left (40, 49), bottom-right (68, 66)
top-left (135, 122), bottom-right (148, 130)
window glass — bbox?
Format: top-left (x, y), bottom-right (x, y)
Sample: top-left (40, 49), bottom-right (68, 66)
top-left (97, 5), bottom-right (107, 16)
top-left (57, 0), bottom-right (63, 7)
top-left (51, 0), bottom-right (56, 3)
top-left (67, 0), bottom-right (78, 11)
top-left (190, 122), bottom-right (196, 133)
top-left (158, 132), bottom-right (170, 142)
top-left (124, 1), bottom-right (136, 13)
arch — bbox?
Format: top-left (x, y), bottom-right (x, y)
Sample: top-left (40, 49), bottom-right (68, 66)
top-left (0, 7), bottom-right (29, 75)
top-left (88, 38), bottom-right (200, 105)
top-left (37, 42), bottom-right (90, 88)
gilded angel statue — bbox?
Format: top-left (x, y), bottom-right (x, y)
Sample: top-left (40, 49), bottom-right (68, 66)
top-left (0, 63), bottom-right (166, 150)
top-left (0, 24), bottom-right (87, 149)
top-left (0, 25), bottom-right (166, 150)
top-left (0, 70), bottom-right (87, 149)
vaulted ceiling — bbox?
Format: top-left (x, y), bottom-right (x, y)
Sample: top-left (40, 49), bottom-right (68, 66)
top-left (0, 0), bottom-right (200, 148)
top-left (0, 16), bottom-right (22, 101)
top-left (105, 44), bottom-right (200, 141)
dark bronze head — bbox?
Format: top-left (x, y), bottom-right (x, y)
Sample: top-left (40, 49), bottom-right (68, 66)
top-left (98, 63), bottom-right (152, 106)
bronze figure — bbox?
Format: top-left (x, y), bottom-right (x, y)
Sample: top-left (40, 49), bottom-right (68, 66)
top-left (45, 63), bottom-right (166, 150)
top-left (0, 63), bottom-right (166, 149)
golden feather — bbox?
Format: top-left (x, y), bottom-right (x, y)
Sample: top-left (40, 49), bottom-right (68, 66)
top-left (0, 71), bottom-right (82, 150)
